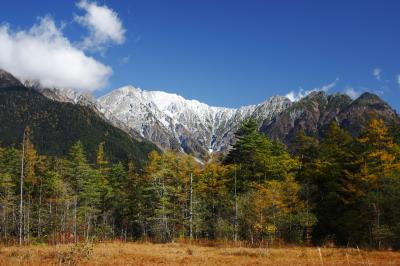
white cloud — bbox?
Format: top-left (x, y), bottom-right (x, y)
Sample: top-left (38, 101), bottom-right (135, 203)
top-left (344, 86), bottom-right (362, 99)
top-left (75, 0), bottom-right (126, 51)
top-left (397, 74), bottom-right (400, 87)
top-left (0, 17), bottom-right (112, 91)
top-left (285, 90), bottom-right (305, 102)
top-left (285, 78), bottom-right (338, 102)
top-left (373, 68), bottom-right (382, 81)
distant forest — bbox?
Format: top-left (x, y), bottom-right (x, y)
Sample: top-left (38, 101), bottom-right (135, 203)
top-left (1, 116), bottom-right (400, 249)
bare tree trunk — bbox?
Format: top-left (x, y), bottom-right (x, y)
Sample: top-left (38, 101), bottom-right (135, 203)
top-left (38, 180), bottom-right (42, 238)
top-left (49, 200), bottom-right (52, 243)
top-left (13, 206), bottom-right (17, 237)
top-left (19, 130), bottom-right (25, 246)
top-left (305, 182), bottom-right (311, 245)
top-left (63, 199), bottom-right (69, 244)
top-left (74, 195), bottom-right (77, 243)
top-left (3, 205), bottom-right (7, 240)
top-left (250, 228), bottom-right (254, 246)
top-left (189, 173), bottom-right (193, 240)
top-left (86, 214), bottom-right (91, 241)
top-left (161, 178), bottom-right (168, 241)
top-left (27, 195), bottom-right (31, 244)
top-left (61, 202), bottom-right (66, 244)
top-left (234, 164), bottom-right (238, 242)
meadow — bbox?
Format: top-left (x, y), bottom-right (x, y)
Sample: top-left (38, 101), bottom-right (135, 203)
top-left (0, 241), bottom-right (399, 265)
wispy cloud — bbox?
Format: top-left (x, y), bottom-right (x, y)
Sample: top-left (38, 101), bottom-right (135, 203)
top-left (285, 78), bottom-right (339, 102)
top-left (373, 68), bottom-right (382, 81)
top-left (373, 89), bottom-right (384, 95)
top-left (397, 74), bottom-right (400, 87)
top-left (120, 56), bottom-right (130, 64)
top-left (0, 16), bottom-right (112, 91)
top-left (75, 0), bottom-right (126, 52)
top-left (372, 68), bottom-right (391, 83)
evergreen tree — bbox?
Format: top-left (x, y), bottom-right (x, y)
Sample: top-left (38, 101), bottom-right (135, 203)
top-left (310, 122), bottom-right (357, 245)
top-left (67, 141), bottom-right (101, 242)
top-left (0, 115), bottom-right (400, 249)
top-left (96, 142), bottom-right (113, 238)
top-left (0, 172), bottom-right (15, 240)
top-left (125, 160), bottom-right (148, 239)
top-left (350, 118), bottom-right (400, 248)
top-left (107, 162), bottom-right (128, 239)
top-left (21, 127), bottom-right (38, 244)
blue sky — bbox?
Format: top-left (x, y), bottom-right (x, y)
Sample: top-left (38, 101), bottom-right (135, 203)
top-left (0, 0), bottom-right (400, 110)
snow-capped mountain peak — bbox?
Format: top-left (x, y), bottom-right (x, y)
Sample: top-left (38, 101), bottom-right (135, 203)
top-left (98, 85), bottom-right (292, 157)
top-left (26, 80), bottom-right (292, 157)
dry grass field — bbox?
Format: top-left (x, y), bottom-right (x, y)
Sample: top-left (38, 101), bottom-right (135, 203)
top-left (0, 241), bottom-right (399, 265)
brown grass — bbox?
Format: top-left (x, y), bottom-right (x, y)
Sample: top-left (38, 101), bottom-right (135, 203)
top-left (0, 241), bottom-right (399, 265)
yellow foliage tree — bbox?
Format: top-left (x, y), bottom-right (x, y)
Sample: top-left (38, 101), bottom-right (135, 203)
top-left (352, 117), bottom-right (400, 248)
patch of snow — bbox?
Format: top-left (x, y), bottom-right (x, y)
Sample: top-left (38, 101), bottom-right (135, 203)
top-left (97, 85), bottom-right (292, 153)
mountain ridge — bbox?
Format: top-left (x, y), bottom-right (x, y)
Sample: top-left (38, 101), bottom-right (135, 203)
top-left (0, 70), bottom-right (158, 165)
top-left (261, 91), bottom-right (399, 144)
top-left (97, 85), bottom-right (292, 157)
top-left (2, 68), bottom-right (398, 159)
top-left (98, 86), bottom-right (398, 157)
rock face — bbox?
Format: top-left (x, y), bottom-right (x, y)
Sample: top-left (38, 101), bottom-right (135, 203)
top-left (28, 83), bottom-right (400, 158)
top-left (97, 86), bottom-right (292, 158)
top-left (0, 69), bottom-right (23, 88)
top-left (2, 68), bottom-right (398, 158)
top-left (23, 81), bottom-right (144, 141)
top-left (261, 91), bottom-right (399, 143)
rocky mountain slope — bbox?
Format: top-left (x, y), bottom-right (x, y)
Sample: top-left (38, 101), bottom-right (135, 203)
top-left (97, 88), bottom-right (399, 158)
top-left (0, 70), bottom-right (157, 165)
top-left (26, 81), bottom-right (292, 158)
top-left (0, 69), bottom-right (23, 88)
top-left (262, 91), bottom-right (399, 143)
top-left (2, 69), bottom-right (398, 159)
top-left (97, 86), bottom-right (291, 157)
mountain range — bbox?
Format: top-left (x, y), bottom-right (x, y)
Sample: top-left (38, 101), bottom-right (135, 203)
top-left (1, 69), bottom-right (399, 160)
top-left (0, 69), bottom-right (157, 165)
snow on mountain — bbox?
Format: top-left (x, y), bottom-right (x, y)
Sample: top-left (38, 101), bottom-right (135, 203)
top-left (23, 80), bottom-right (144, 140)
top-left (24, 80), bottom-right (91, 104)
top-left (25, 79), bottom-right (292, 157)
top-left (97, 86), bottom-right (292, 157)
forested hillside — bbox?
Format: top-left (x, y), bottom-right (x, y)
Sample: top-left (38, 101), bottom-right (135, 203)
top-left (0, 85), bottom-right (157, 165)
top-left (1, 115), bottom-right (399, 249)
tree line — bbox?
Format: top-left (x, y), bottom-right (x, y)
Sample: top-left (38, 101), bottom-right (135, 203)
top-left (0, 116), bottom-right (399, 249)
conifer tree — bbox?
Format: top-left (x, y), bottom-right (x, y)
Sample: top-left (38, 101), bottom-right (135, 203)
top-left (68, 141), bottom-right (101, 241)
top-left (351, 118), bottom-right (400, 248)
top-left (21, 127), bottom-right (38, 243)
top-left (310, 122), bottom-right (356, 244)
top-left (96, 142), bottom-right (113, 237)
top-left (126, 160), bottom-right (148, 238)
top-left (108, 162), bottom-right (128, 239)
top-left (0, 172), bottom-right (15, 240)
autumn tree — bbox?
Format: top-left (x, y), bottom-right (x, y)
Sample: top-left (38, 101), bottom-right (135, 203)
top-left (196, 159), bottom-right (232, 239)
top-left (241, 176), bottom-right (314, 245)
top-left (309, 122), bottom-right (357, 244)
top-left (350, 118), bottom-right (400, 248)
